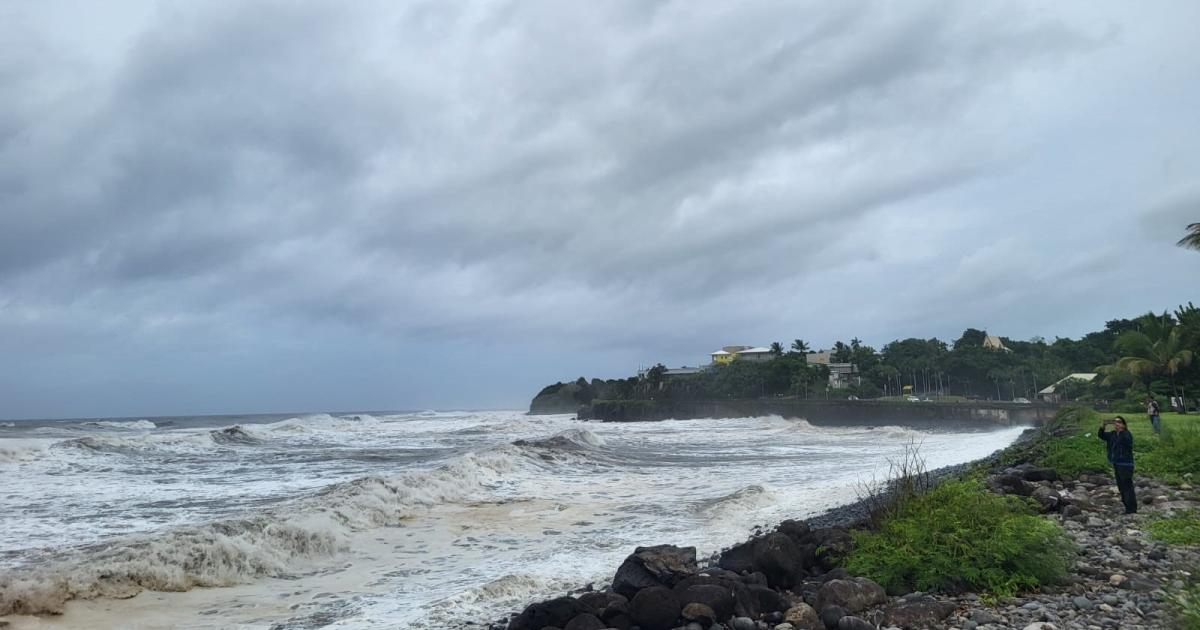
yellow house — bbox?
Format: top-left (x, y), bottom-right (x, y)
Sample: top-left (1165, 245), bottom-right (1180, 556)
top-left (711, 350), bottom-right (735, 365)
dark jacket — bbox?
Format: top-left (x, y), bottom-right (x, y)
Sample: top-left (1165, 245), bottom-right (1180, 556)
top-left (1098, 427), bottom-right (1134, 467)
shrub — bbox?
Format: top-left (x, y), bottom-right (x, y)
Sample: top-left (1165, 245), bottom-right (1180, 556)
top-left (855, 440), bottom-right (934, 527)
top-left (844, 480), bottom-right (1076, 597)
top-left (1147, 510), bottom-right (1200, 545)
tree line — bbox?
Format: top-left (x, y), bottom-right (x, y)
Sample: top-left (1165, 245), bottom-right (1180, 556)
top-left (627, 303), bottom-right (1198, 412)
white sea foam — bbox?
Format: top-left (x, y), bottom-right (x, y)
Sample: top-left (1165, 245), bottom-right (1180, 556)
top-left (0, 448), bottom-right (518, 615)
top-left (0, 440), bottom-right (51, 463)
top-left (0, 411), bottom-right (1029, 628)
top-left (693, 484), bottom-right (778, 519)
top-left (83, 420), bottom-right (157, 430)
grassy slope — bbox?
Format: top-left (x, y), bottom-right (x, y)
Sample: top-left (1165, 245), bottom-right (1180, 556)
top-left (846, 406), bottom-right (1200, 604)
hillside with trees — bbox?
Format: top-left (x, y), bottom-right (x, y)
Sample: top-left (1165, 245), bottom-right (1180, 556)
top-left (532, 304), bottom-right (1199, 414)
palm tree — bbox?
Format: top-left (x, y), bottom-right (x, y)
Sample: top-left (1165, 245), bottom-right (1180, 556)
top-left (1097, 316), bottom-right (1194, 396)
top-left (791, 339), bottom-right (810, 353)
top-left (769, 341), bottom-right (784, 356)
top-left (1178, 223), bottom-right (1200, 251)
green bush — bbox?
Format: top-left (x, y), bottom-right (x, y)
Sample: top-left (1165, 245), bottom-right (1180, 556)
top-left (844, 480), bottom-right (1076, 597)
top-left (1148, 510), bottom-right (1200, 545)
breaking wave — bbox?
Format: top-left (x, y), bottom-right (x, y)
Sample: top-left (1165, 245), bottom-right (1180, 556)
top-left (0, 441), bottom-right (50, 464)
top-left (209, 426), bottom-right (263, 446)
top-left (0, 449), bottom-right (516, 615)
top-left (82, 420), bottom-right (157, 430)
top-left (693, 484), bottom-right (777, 518)
top-left (512, 428), bottom-right (605, 451)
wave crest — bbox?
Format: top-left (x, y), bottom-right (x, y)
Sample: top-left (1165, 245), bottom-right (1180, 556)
top-left (512, 428), bottom-right (605, 451)
top-left (83, 419), bottom-right (157, 430)
top-left (209, 426), bottom-right (263, 446)
top-left (0, 449), bottom-right (518, 615)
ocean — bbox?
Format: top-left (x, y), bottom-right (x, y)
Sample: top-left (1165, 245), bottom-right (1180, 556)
top-left (0, 411), bottom-right (1028, 629)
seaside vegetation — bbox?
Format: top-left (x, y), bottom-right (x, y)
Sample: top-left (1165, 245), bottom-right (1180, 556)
top-left (848, 402), bottom-right (1200, 603)
top-left (576, 302), bottom-right (1200, 415)
top-left (844, 479), bottom-right (1075, 597)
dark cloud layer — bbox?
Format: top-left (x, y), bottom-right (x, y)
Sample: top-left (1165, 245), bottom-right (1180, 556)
top-left (1, 1), bottom-right (1198, 418)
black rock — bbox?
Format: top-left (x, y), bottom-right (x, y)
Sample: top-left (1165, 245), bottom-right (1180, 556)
top-left (678, 584), bottom-right (735, 620)
top-left (612, 545), bottom-right (698, 598)
top-left (629, 586), bottom-right (682, 630)
top-left (507, 596), bottom-right (583, 630)
top-left (718, 539), bottom-right (757, 574)
top-left (745, 583), bottom-right (790, 614)
top-left (820, 604), bottom-right (848, 629)
top-left (563, 612), bottom-right (606, 630)
top-left (741, 571), bottom-right (769, 586)
top-left (822, 568), bottom-right (849, 582)
top-left (576, 592), bottom-right (625, 614)
top-left (814, 578), bottom-right (887, 614)
top-left (1017, 466), bottom-right (1059, 482)
top-left (753, 532), bottom-right (806, 588)
top-left (681, 602), bottom-right (717, 626)
top-left (837, 615), bottom-right (876, 630)
top-left (810, 528), bottom-right (854, 572)
top-left (778, 519), bottom-right (812, 542)
top-left (884, 597), bottom-right (956, 628)
top-left (673, 575), bottom-right (757, 619)
top-left (991, 473), bottom-right (1036, 497)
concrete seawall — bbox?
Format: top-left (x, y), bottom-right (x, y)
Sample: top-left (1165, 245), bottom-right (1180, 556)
top-left (579, 399), bottom-right (1056, 429)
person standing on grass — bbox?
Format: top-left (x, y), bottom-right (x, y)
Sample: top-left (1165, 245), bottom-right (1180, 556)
top-left (1098, 416), bottom-right (1137, 514)
top-left (1147, 396), bottom-right (1162, 434)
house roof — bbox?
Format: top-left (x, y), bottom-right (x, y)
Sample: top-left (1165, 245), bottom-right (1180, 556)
top-left (711, 350), bottom-right (732, 355)
top-left (983, 335), bottom-right (1010, 350)
top-left (1038, 373), bottom-right (1098, 394)
top-left (739, 347), bottom-right (772, 354)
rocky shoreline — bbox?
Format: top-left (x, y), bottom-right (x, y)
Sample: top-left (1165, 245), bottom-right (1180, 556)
top-left (487, 425), bottom-right (1200, 630)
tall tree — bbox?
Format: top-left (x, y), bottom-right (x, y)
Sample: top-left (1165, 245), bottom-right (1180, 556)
top-left (769, 341), bottom-right (784, 356)
top-left (1178, 222), bottom-right (1200, 251)
top-left (791, 339), bottom-right (810, 353)
top-left (1097, 316), bottom-right (1194, 395)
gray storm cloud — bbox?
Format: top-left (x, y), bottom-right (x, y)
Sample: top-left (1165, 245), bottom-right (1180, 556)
top-left (1, 1), bottom-right (1197, 416)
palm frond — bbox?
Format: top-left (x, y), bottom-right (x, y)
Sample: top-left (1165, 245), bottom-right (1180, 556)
top-left (1179, 222), bottom-right (1200, 251)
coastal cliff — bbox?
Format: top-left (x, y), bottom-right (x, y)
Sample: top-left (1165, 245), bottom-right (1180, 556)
top-left (528, 378), bottom-right (633, 415)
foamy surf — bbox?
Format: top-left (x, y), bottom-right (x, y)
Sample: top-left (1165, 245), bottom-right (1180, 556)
top-left (0, 410), bottom-right (1029, 628)
top-left (0, 448), bottom-right (519, 615)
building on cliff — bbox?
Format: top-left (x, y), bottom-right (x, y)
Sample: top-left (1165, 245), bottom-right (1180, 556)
top-left (710, 345), bottom-right (773, 364)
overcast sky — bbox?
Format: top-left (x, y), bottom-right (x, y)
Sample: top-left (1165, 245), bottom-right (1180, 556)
top-left (2, 1), bottom-right (1198, 419)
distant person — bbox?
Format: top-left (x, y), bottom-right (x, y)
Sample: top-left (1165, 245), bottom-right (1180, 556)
top-left (1147, 396), bottom-right (1161, 434)
top-left (1098, 416), bottom-right (1137, 514)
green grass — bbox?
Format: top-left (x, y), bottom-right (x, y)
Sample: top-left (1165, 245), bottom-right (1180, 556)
top-left (1171, 581), bottom-right (1200, 630)
top-left (1008, 407), bottom-right (1200, 481)
top-left (843, 479), bottom-right (1076, 597)
top-left (1147, 510), bottom-right (1200, 545)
